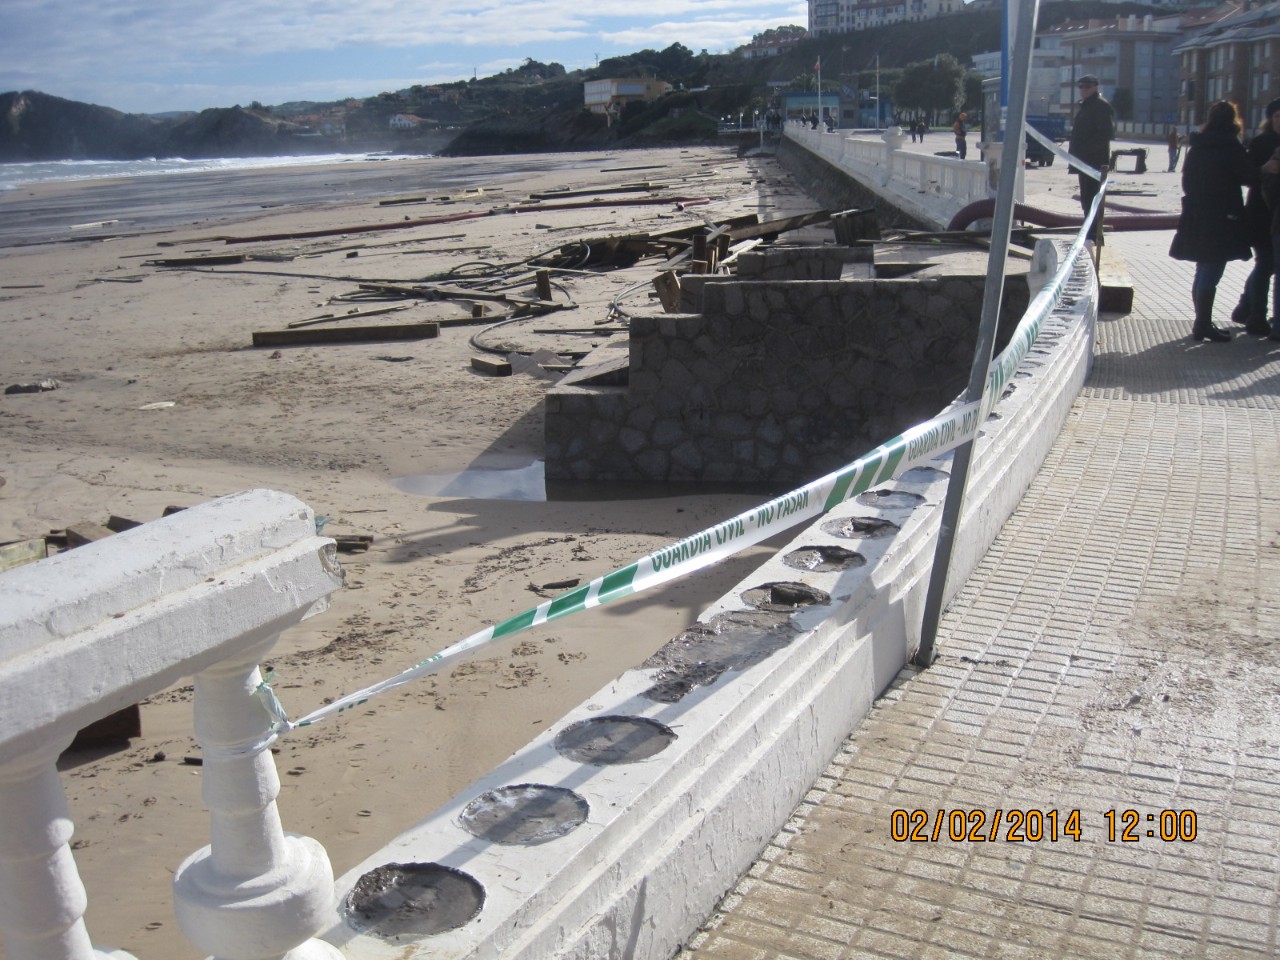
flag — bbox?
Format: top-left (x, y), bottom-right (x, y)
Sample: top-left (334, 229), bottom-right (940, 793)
top-left (814, 57), bottom-right (821, 72)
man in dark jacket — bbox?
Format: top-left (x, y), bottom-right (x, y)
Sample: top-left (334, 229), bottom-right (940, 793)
top-left (1068, 76), bottom-right (1115, 239)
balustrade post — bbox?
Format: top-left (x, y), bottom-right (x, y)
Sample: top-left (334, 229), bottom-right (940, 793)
top-left (0, 741), bottom-right (135, 960)
top-left (173, 635), bottom-right (341, 960)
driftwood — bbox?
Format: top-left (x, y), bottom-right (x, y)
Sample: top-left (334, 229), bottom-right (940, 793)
top-left (287, 304), bottom-right (413, 328)
top-left (252, 322), bottom-right (439, 347)
top-left (726, 210), bottom-right (832, 242)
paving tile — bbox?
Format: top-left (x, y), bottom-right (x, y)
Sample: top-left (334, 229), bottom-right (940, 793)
top-left (676, 199), bottom-right (1280, 960)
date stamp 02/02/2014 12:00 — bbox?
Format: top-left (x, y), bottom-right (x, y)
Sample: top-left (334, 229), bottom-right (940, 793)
top-left (890, 808), bottom-right (1200, 844)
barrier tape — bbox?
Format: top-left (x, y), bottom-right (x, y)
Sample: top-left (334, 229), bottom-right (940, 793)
top-left (250, 184), bottom-right (1105, 746)
top-left (1026, 126), bottom-right (1103, 182)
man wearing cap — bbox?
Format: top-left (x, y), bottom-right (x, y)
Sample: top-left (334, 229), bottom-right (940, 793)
top-left (1068, 75), bottom-right (1115, 238)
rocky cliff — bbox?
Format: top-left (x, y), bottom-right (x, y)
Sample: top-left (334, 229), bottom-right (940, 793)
top-left (1, 90), bottom-right (167, 160)
top-left (0, 90), bottom-right (355, 161)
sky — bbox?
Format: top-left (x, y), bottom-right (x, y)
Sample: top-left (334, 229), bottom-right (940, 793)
top-left (0, 0), bottom-right (809, 115)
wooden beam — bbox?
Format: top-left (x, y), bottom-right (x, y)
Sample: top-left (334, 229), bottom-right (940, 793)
top-left (471, 356), bottom-right (513, 376)
top-left (653, 271), bottom-right (682, 312)
top-left (0, 538), bottom-right (46, 572)
top-left (65, 523), bottom-right (115, 548)
top-left (727, 210), bottom-right (832, 242)
top-left (252, 322), bottom-right (439, 347)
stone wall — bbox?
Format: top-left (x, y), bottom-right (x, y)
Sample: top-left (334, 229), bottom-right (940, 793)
top-left (545, 274), bottom-right (1027, 484)
top-left (774, 136), bottom-right (938, 232)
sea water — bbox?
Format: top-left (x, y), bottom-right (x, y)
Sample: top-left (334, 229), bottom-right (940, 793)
top-left (0, 153), bottom-right (430, 192)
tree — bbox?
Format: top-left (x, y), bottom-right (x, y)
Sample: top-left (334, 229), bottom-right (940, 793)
top-left (892, 55), bottom-right (964, 118)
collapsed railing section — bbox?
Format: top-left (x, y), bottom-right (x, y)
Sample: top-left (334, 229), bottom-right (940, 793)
top-left (0, 490), bottom-right (344, 960)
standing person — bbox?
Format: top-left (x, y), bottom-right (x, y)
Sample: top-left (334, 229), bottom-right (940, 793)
top-left (952, 113), bottom-right (968, 160)
top-left (1169, 100), bottom-right (1257, 343)
top-left (911, 119), bottom-right (918, 143)
top-left (1230, 98), bottom-right (1280, 335)
top-left (1068, 75), bottom-right (1115, 239)
top-left (1167, 126), bottom-right (1181, 172)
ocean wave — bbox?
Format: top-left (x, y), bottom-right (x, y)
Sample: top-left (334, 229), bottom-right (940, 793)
top-left (0, 153), bottom-right (435, 191)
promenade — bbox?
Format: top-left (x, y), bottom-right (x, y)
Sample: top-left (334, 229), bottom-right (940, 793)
top-left (677, 140), bottom-right (1280, 958)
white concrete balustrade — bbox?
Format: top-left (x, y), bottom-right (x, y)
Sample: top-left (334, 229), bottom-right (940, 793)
top-left (786, 125), bottom-right (1000, 226)
top-left (0, 490), bottom-right (345, 960)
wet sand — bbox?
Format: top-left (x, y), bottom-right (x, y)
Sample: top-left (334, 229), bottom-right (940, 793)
top-left (0, 146), bottom-right (823, 959)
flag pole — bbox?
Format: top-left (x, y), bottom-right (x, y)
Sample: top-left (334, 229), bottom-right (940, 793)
top-left (816, 57), bottom-right (822, 129)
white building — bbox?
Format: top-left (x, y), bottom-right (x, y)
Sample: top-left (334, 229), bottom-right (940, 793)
top-left (810, 0), bottom-right (969, 35)
top-left (583, 78), bottom-right (673, 117)
top-left (972, 33), bottom-right (1071, 119)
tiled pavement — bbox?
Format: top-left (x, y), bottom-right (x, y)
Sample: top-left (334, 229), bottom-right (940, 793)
top-left (675, 218), bottom-right (1280, 955)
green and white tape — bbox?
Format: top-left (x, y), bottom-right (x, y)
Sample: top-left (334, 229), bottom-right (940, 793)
top-left (254, 212), bottom-right (1099, 743)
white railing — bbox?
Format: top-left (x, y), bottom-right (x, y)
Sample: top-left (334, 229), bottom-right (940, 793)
top-left (785, 125), bottom-right (996, 226)
top-left (0, 490), bottom-right (344, 960)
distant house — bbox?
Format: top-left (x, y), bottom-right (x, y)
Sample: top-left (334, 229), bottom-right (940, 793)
top-left (389, 113), bottom-right (425, 130)
top-left (740, 34), bottom-right (806, 59)
top-left (583, 78), bottom-right (673, 120)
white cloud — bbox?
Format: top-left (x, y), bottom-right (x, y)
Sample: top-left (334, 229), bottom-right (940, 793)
top-left (0, 0), bottom-right (808, 112)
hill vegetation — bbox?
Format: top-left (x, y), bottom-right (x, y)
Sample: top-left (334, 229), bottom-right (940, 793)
top-left (0, 1), bottom-right (1165, 161)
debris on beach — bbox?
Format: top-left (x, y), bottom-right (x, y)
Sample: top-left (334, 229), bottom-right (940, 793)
top-left (251, 321), bottom-right (439, 348)
top-left (4, 378), bottom-right (61, 394)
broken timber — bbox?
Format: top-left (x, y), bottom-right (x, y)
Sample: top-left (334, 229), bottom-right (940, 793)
top-left (287, 304), bottom-right (414, 328)
top-left (252, 322), bottom-right (439, 347)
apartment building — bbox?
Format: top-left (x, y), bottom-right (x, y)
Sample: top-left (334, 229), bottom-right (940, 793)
top-left (1174, 1), bottom-right (1280, 128)
top-left (1050, 13), bottom-right (1183, 125)
top-left (809, 0), bottom-right (965, 36)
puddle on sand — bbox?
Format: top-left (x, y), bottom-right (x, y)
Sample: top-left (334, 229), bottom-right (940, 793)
top-left (392, 456), bottom-right (546, 501)
top-left (392, 457), bottom-right (786, 503)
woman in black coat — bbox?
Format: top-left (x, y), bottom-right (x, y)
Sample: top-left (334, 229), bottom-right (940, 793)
top-left (1229, 98), bottom-right (1280, 334)
top-left (1169, 100), bottom-right (1257, 342)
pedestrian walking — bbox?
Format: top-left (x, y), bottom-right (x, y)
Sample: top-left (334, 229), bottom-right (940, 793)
top-left (1167, 127), bottom-right (1181, 172)
top-left (1169, 100), bottom-right (1257, 343)
top-left (1068, 75), bottom-right (1115, 241)
top-left (952, 113), bottom-right (967, 160)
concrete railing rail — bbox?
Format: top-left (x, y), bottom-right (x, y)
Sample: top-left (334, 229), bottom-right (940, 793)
top-left (0, 490), bottom-right (344, 960)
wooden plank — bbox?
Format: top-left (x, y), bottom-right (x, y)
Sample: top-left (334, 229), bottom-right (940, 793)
top-left (0, 538), bottom-right (46, 572)
top-left (106, 515), bottom-right (143, 533)
top-left (252, 322), bottom-right (439, 347)
top-left (65, 523), bottom-right (115, 548)
top-left (1097, 249), bottom-right (1135, 315)
top-left (146, 254), bottom-right (247, 267)
top-left (68, 705), bottom-right (141, 751)
top-left (653, 271), bottom-right (682, 312)
top-left (287, 304), bottom-right (412, 328)
top-left (535, 270), bottom-right (553, 302)
top-left (334, 534), bottom-right (374, 553)
top-left (727, 210), bottom-right (832, 242)
top-left (471, 356), bottom-right (513, 376)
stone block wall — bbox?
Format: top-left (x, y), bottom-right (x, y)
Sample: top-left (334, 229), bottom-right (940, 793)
top-left (545, 276), bottom-right (1026, 484)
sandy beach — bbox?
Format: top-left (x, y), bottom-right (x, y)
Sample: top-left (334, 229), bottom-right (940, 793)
top-left (0, 145), bottom-right (831, 959)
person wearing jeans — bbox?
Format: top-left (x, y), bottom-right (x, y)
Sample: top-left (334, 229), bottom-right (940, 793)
top-left (1232, 98), bottom-right (1280, 335)
top-left (1169, 100), bottom-right (1257, 342)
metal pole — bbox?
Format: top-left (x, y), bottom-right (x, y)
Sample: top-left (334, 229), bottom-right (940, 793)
top-left (875, 54), bottom-right (881, 130)
top-left (816, 58), bottom-right (822, 131)
top-left (914, 0), bottom-right (1041, 668)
